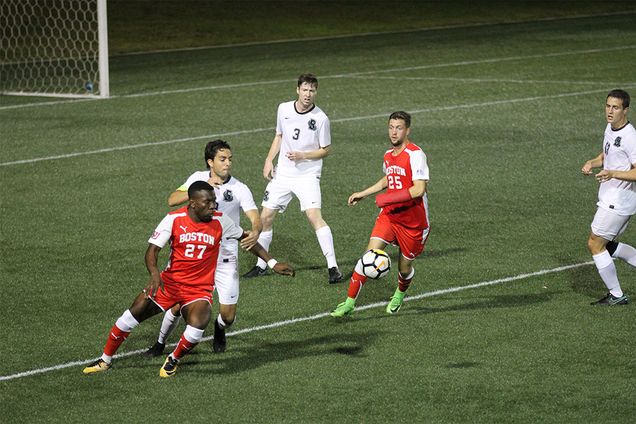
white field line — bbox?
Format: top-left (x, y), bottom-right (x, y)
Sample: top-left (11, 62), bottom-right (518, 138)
top-left (116, 10), bottom-right (636, 56)
top-left (3, 85), bottom-right (635, 168)
top-left (349, 75), bottom-right (633, 86)
top-left (2, 45), bottom-right (635, 111)
top-left (0, 260), bottom-right (593, 382)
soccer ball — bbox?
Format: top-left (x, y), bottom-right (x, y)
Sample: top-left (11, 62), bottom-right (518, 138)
top-left (360, 249), bottom-right (391, 279)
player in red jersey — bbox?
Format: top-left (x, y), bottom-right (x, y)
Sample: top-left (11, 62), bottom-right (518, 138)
top-left (331, 111), bottom-right (429, 317)
top-left (83, 181), bottom-right (294, 377)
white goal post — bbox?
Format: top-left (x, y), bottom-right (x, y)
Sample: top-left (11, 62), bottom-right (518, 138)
top-left (0, 0), bottom-right (109, 99)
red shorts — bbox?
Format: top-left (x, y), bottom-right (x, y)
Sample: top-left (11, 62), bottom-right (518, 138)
top-left (370, 213), bottom-right (429, 260)
top-left (149, 280), bottom-right (213, 312)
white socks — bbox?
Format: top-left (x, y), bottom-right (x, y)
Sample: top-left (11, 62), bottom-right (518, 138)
top-left (255, 230), bottom-right (273, 269)
top-left (157, 309), bottom-right (180, 344)
top-left (593, 251), bottom-right (623, 297)
top-left (612, 242), bottom-right (636, 267)
top-left (316, 226), bottom-right (337, 268)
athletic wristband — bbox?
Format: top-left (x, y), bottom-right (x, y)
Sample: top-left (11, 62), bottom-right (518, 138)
top-left (267, 259), bottom-right (278, 269)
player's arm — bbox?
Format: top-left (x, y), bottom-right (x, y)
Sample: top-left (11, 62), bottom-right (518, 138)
top-left (582, 152), bottom-right (604, 175)
top-left (348, 176), bottom-right (388, 206)
top-left (286, 145), bottom-right (330, 161)
top-left (144, 243), bottom-right (164, 297)
top-left (239, 208), bottom-right (263, 251)
top-left (263, 133), bottom-right (282, 180)
top-left (596, 163), bottom-right (636, 182)
top-left (375, 179), bottom-right (427, 208)
top-left (167, 189), bottom-right (188, 207)
top-left (246, 239), bottom-right (294, 276)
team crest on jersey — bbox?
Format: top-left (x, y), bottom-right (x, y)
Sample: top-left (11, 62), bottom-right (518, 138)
top-left (308, 119), bottom-right (316, 131)
top-left (614, 136), bottom-right (622, 147)
top-left (223, 189), bottom-right (233, 202)
top-left (263, 190), bottom-right (269, 202)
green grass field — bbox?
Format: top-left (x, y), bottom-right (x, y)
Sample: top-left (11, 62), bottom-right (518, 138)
top-left (1, 2), bottom-right (636, 423)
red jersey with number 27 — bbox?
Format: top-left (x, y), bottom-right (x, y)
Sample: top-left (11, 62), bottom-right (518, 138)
top-left (148, 207), bottom-right (244, 288)
top-left (381, 142), bottom-right (430, 230)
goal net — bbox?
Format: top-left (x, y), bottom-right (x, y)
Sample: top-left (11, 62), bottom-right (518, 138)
top-left (0, 0), bottom-right (109, 98)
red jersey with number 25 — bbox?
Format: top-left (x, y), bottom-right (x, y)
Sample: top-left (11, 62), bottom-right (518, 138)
top-left (148, 206), bottom-right (244, 288)
top-left (381, 142), bottom-right (430, 230)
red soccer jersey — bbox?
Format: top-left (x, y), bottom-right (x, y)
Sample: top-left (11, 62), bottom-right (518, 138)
top-left (381, 142), bottom-right (430, 230)
top-left (148, 207), bottom-right (243, 288)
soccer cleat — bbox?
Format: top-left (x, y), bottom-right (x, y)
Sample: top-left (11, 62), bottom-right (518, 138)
top-left (330, 297), bottom-right (355, 317)
top-left (242, 265), bottom-right (267, 278)
top-left (386, 288), bottom-right (406, 314)
top-left (159, 355), bottom-right (179, 378)
top-left (328, 267), bottom-right (343, 284)
top-left (212, 319), bottom-right (226, 353)
top-left (590, 292), bottom-right (629, 306)
top-left (143, 341), bottom-right (166, 358)
top-left (82, 359), bottom-right (111, 374)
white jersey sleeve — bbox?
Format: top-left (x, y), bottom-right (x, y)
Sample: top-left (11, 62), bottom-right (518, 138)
top-left (177, 171), bottom-right (210, 191)
top-left (148, 212), bottom-right (184, 248)
top-left (409, 149), bottom-right (430, 181)
top-left (215, 213), bottom-right (244, 241)
top-left (318, 115), bottom-right (331, 148)
top-left (236, 181), bottom-right (258, 212)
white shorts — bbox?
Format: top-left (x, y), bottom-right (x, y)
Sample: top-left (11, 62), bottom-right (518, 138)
top-left (591, 207), bottom-right (631, 241)
top-left (261, 174), bottom-right (322, 212)
top-left (214, 258), bottom-right (239, 305)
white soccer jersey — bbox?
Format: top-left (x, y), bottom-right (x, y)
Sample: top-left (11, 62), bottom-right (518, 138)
top-left (274, 100), bottom-right (331, 177)
top-left (598, 122), bottom-right (636, 215)
top-left (178, 171), bottom-right (257, 258)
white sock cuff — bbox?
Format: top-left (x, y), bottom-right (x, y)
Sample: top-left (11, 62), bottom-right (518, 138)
top-left (315, 226), bottom-right (331, 236)
top-left (116, 309), bottom-right (140, 332)
top-left (183, 325), bottom-right (205, 344)
top-left (399, 268), bottom-right (415, 280)
top-left (592, 251), bottom-right (613, 269)
top-left (165, 309), bottom-right (179, 322)
top-left (217, 314), bottom-right (227, 329)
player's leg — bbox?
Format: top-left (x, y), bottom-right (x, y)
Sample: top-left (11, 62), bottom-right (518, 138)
top-left (296, 177), bottom-right (341, 283)
top-left (331, 215), bottom-right (393, 318)
top-left (83, 292), bottom-right (164, 374)
top-left (160, 298), bottom-right (212, 378)
top-left (144, 304), bottom-right (181, 358)
top-left (386, 225), bottom-right (429, 314)
top-left (212, 262), bottom-right (239, 353)
top-left (244, 179), bottom-right (292, 277)
top-left (588, 208), bottom-right (630, 305)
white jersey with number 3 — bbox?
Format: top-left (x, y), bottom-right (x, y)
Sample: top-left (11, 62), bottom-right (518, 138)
top-left (598, 122), bottom-right (636, 215)
top-left (275, 100), bottom-right (331, 178)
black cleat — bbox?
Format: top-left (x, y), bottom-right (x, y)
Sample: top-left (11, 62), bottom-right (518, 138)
top-left (212, 320), bottom-right (227, 353)
top-left (328, 267), bottom-right (343, 284)
top-left (591, 292), bottom-right (629, 306)
top-left (143, 341), bottom-right (166, 358)
top-left (243, 265), bottom-right (267, 278)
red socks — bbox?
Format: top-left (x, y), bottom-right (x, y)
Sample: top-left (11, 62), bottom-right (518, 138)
top-left (347, 270), bottom-right (368, 299)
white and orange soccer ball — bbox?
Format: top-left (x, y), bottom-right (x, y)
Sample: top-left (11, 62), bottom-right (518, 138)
top-left (360, 249), bottom-right (391, 279)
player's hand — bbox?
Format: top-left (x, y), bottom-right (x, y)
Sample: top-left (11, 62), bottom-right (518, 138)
top-left (582, 161), bottom-right (594, 175)
top-left (144, 274), bottom-right (164, 298)
top-left (595, 169), bottom-right (613, 183)
top-left (272, 262), bottom-right (295, 277)
top-left (263, 161), bottom-right (274, 180)
top-left (348, 192), bottom-right (364, 206)
top-left (240, 230), bottom-right (260, 251)
top-left (285, 151), bottom-right (304, 162)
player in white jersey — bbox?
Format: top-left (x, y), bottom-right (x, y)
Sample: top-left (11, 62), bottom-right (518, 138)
top-left (582, 89), bottom-right (635, 306)
top-left (243, 73), bottom-right (343, 284)
top-left (145, 139), bottom-right (262, 355)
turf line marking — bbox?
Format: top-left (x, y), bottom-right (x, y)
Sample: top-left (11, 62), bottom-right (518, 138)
top-left (0, 260), bottom-right (593, 382)
top-left (3, 85), bottom-right (635, 168)
top-left (117, 10), bottom-right (636, 56)
top-left (1, 45), bottom-right (634, 111)
top-left (350, 76), bottom-right (631, 86)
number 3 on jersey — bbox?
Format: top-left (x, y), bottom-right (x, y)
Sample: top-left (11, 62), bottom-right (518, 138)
top-left (292, 128), bottom-right (300, 140)
top-left (184, 244), bottom-right (206, 259)
top-left (387, 175), bottom-right (403, 189)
